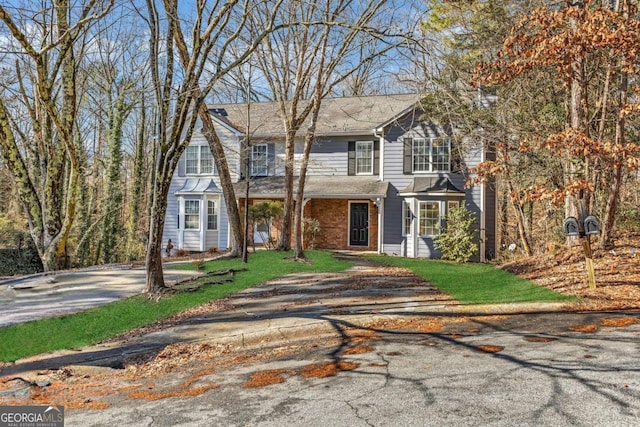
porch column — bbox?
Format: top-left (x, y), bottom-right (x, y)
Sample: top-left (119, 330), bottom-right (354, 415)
top-left (376, 197), bottom-right (384, 254)
top-left (178, 196), bottom-right (185, 249)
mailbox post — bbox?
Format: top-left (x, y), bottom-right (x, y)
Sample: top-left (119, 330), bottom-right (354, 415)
top-left (564, 201), bottom-right (599, 289)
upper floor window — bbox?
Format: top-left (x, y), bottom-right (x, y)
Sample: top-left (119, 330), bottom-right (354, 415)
top-left (184, 200), bottom-right (200, 230)
top-left (404, 137), bottom-right (451, 174)
top-left (348, 140), bottom-right (379, 176)
top-left (186, 145), bottom-right (215, 175)
top-left (355, 141), bottom-right (373, 175)
top-left (251, 144), bottom-right (268, 176)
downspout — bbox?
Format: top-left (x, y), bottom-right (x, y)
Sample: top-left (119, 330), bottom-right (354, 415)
top-left (178, 197), bottom-right (185, 249)
top-left (200, 199), bottom-right (205, 252)
top-left (479, 140), bottom-right (486, 262)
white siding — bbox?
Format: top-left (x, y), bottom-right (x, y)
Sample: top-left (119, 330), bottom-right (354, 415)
top-left (218, 196), bottom-right (229, 251)
top-left (163, 117), bottom-right (239, 252)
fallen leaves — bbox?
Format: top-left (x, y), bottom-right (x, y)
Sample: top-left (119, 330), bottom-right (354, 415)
top-left (502, 232), bottom-right (640, 311)
top-left (476, 345), bottom-right (504, 353)
top-left (569, 324), bottom-right (598, 333)
top-left (601, 317), bottom-right (637, 327)
top-left (300, 361), bottom-right (360, 378)
top-left (243, 369), bottom-right (290, 388)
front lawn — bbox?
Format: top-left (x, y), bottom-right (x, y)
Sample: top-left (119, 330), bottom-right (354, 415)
top-left (0, 251), bottom-right (351, 362)
top-left (367, 255), bottom-right (575, 304)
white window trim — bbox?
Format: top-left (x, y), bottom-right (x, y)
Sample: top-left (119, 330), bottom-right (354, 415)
top-left (251, 143), bottom-right (269, 176)
top-left (402, 200), bottom-right (412, 237)
top-left (207, 200), bottom-right (218, 231)
top-left (418, 200), bottom-right (443, 237)
top-left (412, 137), bottom-right (451, 173)
top-left (184, 199), bottom-right (201, 230)
top-left (355, 141), bottom-right (374, 175)
top-left (186, 145), bottom-right (215, 175)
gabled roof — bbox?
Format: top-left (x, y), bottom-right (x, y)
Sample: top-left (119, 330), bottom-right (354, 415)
top-left (208, 93), bottom-right (421, 138)
top-left (174, 178), bottom-right (221, 195)
top-left (398, 177), bottom-right (465, 196)
top-left (235, 175), bottom-right (388, 199)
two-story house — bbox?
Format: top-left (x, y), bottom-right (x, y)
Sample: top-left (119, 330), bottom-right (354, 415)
top-left (163, 93), bottom-right (496, 261)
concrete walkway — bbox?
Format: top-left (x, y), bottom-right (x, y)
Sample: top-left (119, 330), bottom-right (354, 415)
top-left (0, 254), bottom-right (570, 377)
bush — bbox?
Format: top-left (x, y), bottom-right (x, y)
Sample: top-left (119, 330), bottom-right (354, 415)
top-left (434, 205), bottom-right (479, 263)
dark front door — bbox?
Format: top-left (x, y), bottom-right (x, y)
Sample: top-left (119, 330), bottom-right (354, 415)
top-left (349, 202), bottom-right (369, 246)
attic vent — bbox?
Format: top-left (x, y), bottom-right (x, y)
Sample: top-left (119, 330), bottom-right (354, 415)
top-left (209, 108), bottom-right (228, 116)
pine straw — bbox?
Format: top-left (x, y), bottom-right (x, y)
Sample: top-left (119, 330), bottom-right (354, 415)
top-left (502, 233), bottom-right (640, 310)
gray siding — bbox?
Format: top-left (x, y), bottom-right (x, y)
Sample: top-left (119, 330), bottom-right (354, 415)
top-left (381, 115), bottom-right (486, 260)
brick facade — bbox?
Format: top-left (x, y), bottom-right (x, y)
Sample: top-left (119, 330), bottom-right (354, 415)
top-left (241, 198), bottom-right (378, 251)
top-left (306, 199), bottom-right (378, 251)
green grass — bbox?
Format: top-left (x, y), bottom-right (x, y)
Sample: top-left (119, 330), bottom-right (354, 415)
top-left (367, 255), bottom-right (575, 305)
top-left (0, 250), bottom-right (350, 362)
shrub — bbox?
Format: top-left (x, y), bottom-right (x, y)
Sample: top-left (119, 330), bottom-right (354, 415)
top-left (303, 218), bottom-right (321, 249)
top-left (434, 205), bottom-right (479, 263)
top-left (175, 249), bottom-right (190, 257)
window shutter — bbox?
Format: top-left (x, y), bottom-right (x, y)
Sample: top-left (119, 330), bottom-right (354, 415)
top-left (373, 140), bottom-right (380, 175)
top-left (347, 141), bottom-right (356, 175)
top-left (267, 143), bottom-right (275, 176)
top-left (178, 154), bottom-right (186, 177)
top-left (403, 137), bottom-right (413, 175)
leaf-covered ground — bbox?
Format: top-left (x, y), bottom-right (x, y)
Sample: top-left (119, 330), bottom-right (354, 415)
top-left (501, 232), bottom-right (640, 310)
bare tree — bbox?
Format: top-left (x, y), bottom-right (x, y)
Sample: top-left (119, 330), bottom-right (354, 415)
top-left (251, 0), bottom-right (408, 256)
top-left (0, 1), bottom-right (114, 271)
top-left (142, 0), bottom-right (282, 293)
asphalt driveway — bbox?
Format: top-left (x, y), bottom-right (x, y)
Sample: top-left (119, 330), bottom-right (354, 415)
top-left (0, 266), bottom-right (200, 328)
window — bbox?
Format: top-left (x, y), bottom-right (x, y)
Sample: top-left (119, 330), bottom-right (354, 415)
top-left (184, 200), bottom-right (200, 229)
top-left (419, 201), bottom-right (441, 236)
top-left (447, 200), bottom-right (460, 212)
top-left (355, 141), bottom-right (373, 175)
top-left (251, 144), bottom-right (268, 176)
top-left (402, 201), bottom-right (412, 236)
top-left (186, 146), bottom-right (215, 175)
top-left (410, 138), bottom-right (450, 173)
top-left (207, 200), bottom-right (217, 230)
top-left (412, 139), bottom-right (430, 172)
top-left (431, 139), bottom-right (449, 171)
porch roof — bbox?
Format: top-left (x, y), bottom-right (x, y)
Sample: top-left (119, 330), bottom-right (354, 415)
top-left (398, 177), bottom-right (465, 196)
top-left (174, 178), bottom-right (221, 195)
top-left (235, 176), bottom-right (388, 199)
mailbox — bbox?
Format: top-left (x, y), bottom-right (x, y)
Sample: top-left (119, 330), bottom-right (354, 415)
top-left (563, 217), bottom-right (580, 237)
top-left (584, 215), bottom-right (600, 235)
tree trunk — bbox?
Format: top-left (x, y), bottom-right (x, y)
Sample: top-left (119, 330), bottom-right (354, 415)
top-left (101, 94), bottom-right (127, 264)
top-left (145, 171), bottom-right (171, 294)
top-left (278, 129), bottom-right (297, 251)
top-left (507, 180), bottom-right (533, 256)
top-left (293, 132), bottom-right (315, 258)
top-left (126, 98), bottom-right (147, 261)
top-left (600, 2), bottom-right (628, 248)
top-left (198, 102), bottom-right (244, 256)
